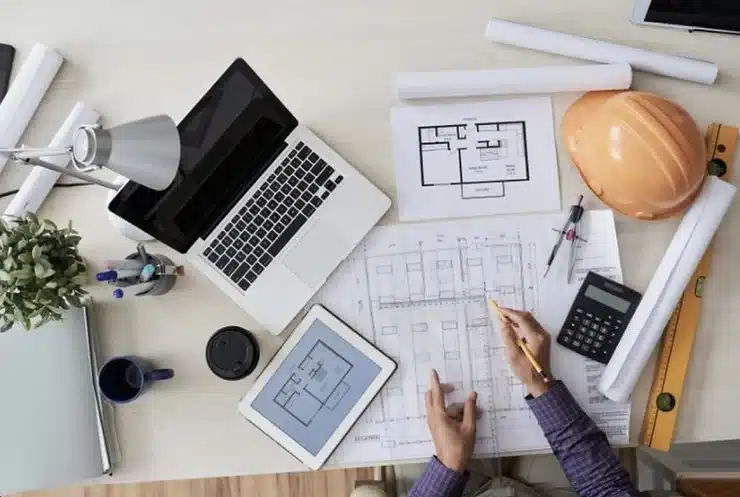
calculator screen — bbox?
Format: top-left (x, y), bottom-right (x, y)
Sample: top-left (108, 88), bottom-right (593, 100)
top-left (585, 285), bottom-right (630, 313)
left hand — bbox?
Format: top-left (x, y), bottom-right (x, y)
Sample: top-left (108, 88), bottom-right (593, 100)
top-left (425, 369), bottom-right (478, 472)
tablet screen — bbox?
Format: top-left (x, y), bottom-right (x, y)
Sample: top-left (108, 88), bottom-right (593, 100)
top-left (250, 319), bottom-right (382, 455)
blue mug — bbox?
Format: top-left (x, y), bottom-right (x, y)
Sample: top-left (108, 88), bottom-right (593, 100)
top-left (98, 356), bottom-right (174, 404)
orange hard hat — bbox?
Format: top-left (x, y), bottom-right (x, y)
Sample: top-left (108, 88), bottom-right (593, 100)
top-left (562, 90), bottom-right (706, 220)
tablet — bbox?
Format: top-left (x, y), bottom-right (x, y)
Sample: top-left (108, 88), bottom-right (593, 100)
top-left (238, 305), bottom-right (396, 469)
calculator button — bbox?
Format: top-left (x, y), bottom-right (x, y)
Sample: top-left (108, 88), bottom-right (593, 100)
top-left (562, 336), bottom-right (571, 343)
top-left (576, 334), bottom-right (585, 341)
top-left (595, 316), bottom-right (602, 322)
top-left (579, 326), bottom-right (588, 333)
top-left (565, 329), bottom-right (574, 336)
top-left (573, 315), bottom-right (580, 322)
top-left (591, 323), bottom-right (600, 331)
top-left (586, 312), bottom-right (594, 318)
top-left (583, 319), bottom-right (591, 326)
top-left (588, 330), bottom-right (596, 338)
top-left (572, 340), bottom-right (581, 347)
top-left (601, 326), bottom-right (609, 333)
top-left (596, 334), bottom-right (604, 342)
top-left (585, 337), bottom-right (593, 344)
top-left (576, 308), bottom-right (584, 314)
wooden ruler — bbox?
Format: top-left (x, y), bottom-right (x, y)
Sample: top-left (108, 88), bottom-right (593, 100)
top-left (640, 123), bottom-right (738, 451)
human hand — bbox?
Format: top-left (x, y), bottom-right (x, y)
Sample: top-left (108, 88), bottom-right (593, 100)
top-left (425, 369), bottom-right (478, 472)
top-left (498, 308), bottom-right (554, 398)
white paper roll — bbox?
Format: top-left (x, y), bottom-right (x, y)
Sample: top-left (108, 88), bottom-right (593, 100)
top-left (0, 44), bottom-right (63, 175)
top-left (598, 176), bottom-right (737, 403)
top-left (4, 102), bottom-right (99, 219)
top-left (485, 19), bottom-right (718, 85)
top-left (396, 63), bottom-right (632, 100)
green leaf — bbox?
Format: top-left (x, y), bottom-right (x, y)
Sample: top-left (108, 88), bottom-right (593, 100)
top-left (23, 301), bottom-right (36, 310)
top-left (0, 320), bottom-right (12, 333)
top-left (3, 258), bottom-right (12, 271)
top-left (0, 270), bottom-right (11, 282)
top-left (34, 264), bottom-right (45, 279)
top-left (31, 245), bottom-right (41, 261)
top-left (43, 268), bottom-right (55, 278)
top-left (72, 273), bottom-right (87, 285)
top-left (63, 263), bottom-right (78, 277)
top-left (66, 295), bottom-right (82, 308)
top-left (17, 253), bottom-right (32, 264)
top-left (45, 281), bottom-right (58, 289)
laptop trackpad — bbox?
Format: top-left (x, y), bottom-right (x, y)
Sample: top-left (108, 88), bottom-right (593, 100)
top-left (284, 223), bottom-right (349, 288)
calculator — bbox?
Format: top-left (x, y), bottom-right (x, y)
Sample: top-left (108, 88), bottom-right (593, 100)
top-left (556, 271), bottom-right (642, 364)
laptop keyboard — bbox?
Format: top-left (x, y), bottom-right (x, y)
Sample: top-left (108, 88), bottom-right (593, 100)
top-left (202, 141), bottom-right (344, 292)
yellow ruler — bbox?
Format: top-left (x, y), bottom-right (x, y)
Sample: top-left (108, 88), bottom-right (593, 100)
top-left (640, 123), bottom-right (738, 451)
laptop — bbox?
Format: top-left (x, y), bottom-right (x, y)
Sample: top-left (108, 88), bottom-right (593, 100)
top-left (108, 59), bottom-right (390, 335)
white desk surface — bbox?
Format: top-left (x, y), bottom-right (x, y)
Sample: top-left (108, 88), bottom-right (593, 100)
top-left (3, 0), bottom-right (740, 484)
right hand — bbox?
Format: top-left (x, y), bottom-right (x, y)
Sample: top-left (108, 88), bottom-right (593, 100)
top-left (498, 308), bottom-right (553, 398)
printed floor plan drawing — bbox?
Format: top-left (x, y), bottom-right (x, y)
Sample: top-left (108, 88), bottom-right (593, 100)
top-left (274, 341), bottom-right (353, 426)
top-left (392, 98), bottom-right (561, 221)
top-left (418, 121), bottom-right (528, 200)
top-left (317, 211), bottom-right (630, 466)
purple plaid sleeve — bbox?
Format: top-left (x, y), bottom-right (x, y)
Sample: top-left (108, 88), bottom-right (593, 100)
top-left (527, 381), bottom-right (639, 497)
top-left (407, 456), bottom-right (469, 497)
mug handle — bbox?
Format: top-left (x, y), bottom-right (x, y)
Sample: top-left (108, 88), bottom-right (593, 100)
top-left (150, 368), bottom-right (175, 381)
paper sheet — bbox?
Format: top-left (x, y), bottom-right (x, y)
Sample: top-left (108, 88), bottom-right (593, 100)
top-left (392, 98), bottom-right (561, 221)
top-left (318, 210), bottom-right (630, 466)
top-left (396, 64), bottom-right (632, 100)
top-left (599, 177), bottom-right (737, 402)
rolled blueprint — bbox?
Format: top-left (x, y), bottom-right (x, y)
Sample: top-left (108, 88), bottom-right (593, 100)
top-left (396, 63), bottom-right (632, 100)
top-left (4, 102), bottom-right (99, 219)
top-left (485, 19), bottom-right (718, 85)
top-left (0, 44), bottom-right (64, 175)
top-left (598, 176), bottom-right (737, 403)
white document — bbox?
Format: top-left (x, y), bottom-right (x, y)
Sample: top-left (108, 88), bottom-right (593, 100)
top-left (392, 98), bottom-right (561, 221)
top-left (318, 210), bottom-right (630, 466)
top-left (599, 177), bottom-right (737, 402)
top-left (396, 64), bottom-right (632, 100)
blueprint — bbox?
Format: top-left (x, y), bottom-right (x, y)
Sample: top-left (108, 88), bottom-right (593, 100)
top-left (392, 98), bottom-right (561, 221)
top-left (319, 210), bottom-right (630, 466)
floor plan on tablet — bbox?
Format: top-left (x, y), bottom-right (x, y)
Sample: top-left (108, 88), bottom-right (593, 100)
top-left (275, 341), bottom-right (353, 426)
top-left (419, 121), bottom-right (529, 199)
top-left (393, 97), bottom-right (560, 221)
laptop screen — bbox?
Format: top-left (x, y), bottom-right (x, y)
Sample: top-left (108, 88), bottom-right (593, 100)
top-left (108, 59), bottom-right (298, 253)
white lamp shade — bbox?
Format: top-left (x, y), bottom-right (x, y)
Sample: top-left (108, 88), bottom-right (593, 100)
top-left (72, 115), bottom-right (180, 190)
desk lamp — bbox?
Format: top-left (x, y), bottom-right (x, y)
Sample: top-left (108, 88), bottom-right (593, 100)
top-left (0, 114), bottom-right (180, 192)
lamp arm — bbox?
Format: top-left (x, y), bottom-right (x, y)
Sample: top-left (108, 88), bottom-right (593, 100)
top-left (16, 156), bottom-right (119, 190)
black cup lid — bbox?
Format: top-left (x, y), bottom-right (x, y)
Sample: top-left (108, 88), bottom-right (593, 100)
top-left (206, 326), bottom-right (260, 380)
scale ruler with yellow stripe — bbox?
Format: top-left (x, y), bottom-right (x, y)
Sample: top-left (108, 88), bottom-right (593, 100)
top-left (640, 123), bottom-right (738, 451)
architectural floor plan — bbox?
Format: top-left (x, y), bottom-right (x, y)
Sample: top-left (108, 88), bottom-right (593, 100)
top-left (393, 97), bottom-right (561, 221)
top-left (274, 341), bottom-right (353, 426)
top-left (318, 210), bottom-right (630, 466)
top-left (419, 121), bottom-right (528, 200)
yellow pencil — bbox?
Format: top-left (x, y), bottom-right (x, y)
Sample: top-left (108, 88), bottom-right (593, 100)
top-left (487, 299), bottom-right (551, 383)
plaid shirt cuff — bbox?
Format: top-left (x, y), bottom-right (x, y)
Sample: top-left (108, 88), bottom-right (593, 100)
top-left (409, 456), bottom-right (469, 497)
top-left (525, 380), bottom-right (583, 433)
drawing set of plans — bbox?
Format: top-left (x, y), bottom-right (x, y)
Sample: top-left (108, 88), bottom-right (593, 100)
top-left (392, 97), bottom-right (561, 221)
top-left (315, 210), bottom-right (629, 466)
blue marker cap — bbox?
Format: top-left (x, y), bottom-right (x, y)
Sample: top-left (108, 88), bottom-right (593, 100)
top-left (97, 270), bottom-right (117, 282)
top-left (112, 288), bottom-right (124, 299)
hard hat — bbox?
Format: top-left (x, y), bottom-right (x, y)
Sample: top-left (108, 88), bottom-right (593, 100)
top-left (562, 90), bottom-right (706, 220)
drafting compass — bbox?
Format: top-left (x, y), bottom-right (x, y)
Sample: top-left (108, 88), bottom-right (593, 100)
top-left (543, 195), bottom-right (586, 283)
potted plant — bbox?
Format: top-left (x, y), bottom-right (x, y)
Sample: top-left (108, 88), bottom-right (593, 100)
top-left (0, 214), bottom-right (87, 332)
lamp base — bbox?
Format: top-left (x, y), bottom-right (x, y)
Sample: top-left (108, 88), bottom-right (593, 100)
top-left (106, 176), bottom-right (154, 242)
